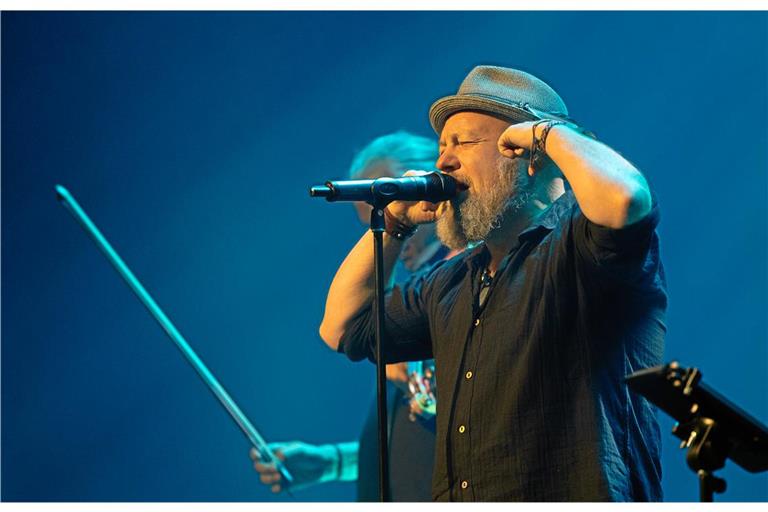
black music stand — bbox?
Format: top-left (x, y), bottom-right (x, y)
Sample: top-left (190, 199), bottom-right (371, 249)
top-left (626, 361), bottom-right (768, 501)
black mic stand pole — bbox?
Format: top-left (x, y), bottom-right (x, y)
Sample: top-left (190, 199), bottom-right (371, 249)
top-left (370, 203), bottom-right (391, 503)
top-left (310, 173), bottom-right (458, 502)
top-left (308, 184), bottom-right (394, 501)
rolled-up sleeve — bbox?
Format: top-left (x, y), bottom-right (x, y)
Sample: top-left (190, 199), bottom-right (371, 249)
top-left (337, 262), bottom-right (442, 364)
top-left (571, 197), bottom-right (663, 288)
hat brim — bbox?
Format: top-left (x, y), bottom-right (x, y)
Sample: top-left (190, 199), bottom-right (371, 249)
top-left (429, 95), bottom-right (541, 134)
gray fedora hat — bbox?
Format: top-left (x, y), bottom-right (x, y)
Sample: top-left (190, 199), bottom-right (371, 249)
top-left (429, 65), bottom-right (569, 134)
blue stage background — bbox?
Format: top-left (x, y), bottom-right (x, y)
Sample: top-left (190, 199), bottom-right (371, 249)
top-left (2, 11), bottom-right (766, 502)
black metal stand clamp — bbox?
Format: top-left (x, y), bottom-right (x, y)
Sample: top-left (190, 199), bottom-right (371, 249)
top-left (626, 361), bottom-right (768, 502)
top-left (674, 411), bottom-right (728, 500)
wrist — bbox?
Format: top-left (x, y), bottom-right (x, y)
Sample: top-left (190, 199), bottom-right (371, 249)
top-left (318, 444), bottom-right (341, 483)
top-left (384, 207), bottom-right (418, 241)
top-left (530, 119), bottom-right (567, 171)
top-left (536, 119), bottom-right (595, 147)
top-left (335, 441), bottom-right (359, 482)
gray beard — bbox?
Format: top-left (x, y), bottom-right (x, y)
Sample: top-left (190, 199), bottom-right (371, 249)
top-left (436, 156), bottom-right (532, 251)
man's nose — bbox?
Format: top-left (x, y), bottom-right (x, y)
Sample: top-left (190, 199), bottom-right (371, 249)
top-left (436, 150), bottom-right (459, 173)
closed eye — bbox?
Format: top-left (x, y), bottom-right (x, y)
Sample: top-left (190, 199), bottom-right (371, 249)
top-left (439, 137), bottom-right (487, 156)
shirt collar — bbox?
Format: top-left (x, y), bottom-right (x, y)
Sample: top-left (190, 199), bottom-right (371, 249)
top-left (517, 190), bottom-right (575, 242)
top-left (465, 242), bottom-right (490, 272)
top-left (464, 190), bottom-right (576, 271)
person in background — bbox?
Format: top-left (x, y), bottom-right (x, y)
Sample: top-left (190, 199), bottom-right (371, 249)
top-left (251, 131), bottom-right (459, 501)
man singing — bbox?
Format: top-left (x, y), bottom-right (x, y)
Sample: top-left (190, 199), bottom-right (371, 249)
top-left (319, 65), bottom-right (666, 501)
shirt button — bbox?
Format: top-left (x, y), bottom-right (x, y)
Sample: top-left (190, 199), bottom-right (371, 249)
top-left (474, 318), bottom-right (480, 326)
top-left (461, 480), bottom-right (469, 489)
top-left (465, 370), bottom-right (473, 380)
top-left (458, 425), bottom-right (466, 433)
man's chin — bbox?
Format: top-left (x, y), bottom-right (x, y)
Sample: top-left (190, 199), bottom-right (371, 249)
top-left (435, 203), bottom-right (469, 251)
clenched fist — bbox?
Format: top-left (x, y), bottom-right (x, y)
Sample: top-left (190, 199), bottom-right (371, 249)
top-left (384, 170), bottom-right (452, 228)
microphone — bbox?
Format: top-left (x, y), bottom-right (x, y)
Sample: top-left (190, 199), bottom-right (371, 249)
top-left (309, 171), bottom-right (458, 205)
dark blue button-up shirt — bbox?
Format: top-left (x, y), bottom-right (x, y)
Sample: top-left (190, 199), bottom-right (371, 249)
top-left (339, 191), bottom-right (667, 501)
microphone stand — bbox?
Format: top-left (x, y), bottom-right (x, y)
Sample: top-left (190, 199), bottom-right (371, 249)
top-left (310, 187), bottom-right (396, 502)
top-left (310, 172), bottom-right (457, 502)
top-left (369, 204), bottom-right (391, 503)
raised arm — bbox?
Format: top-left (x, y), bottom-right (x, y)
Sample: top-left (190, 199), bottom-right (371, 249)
top-left (498, 121), bottom-right (652, 229)
top-left (318, 229), bottom-right (404, 351)
top-left (319, 186), bottom-right (441, 351)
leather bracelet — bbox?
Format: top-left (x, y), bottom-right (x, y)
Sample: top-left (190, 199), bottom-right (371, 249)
top-left (383, 207), bottom-right (418, 241)
top-left (530, 120), bottom-right (566, 172)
